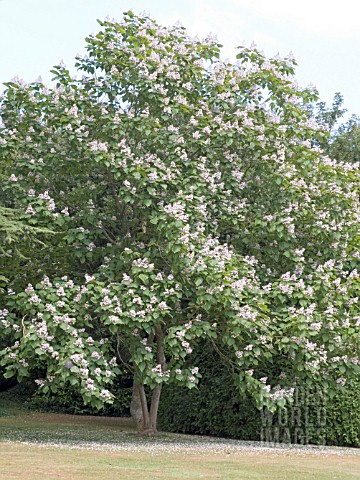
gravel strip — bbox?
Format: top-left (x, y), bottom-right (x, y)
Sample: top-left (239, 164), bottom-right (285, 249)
top-left (2, 438), bottom-right (360, 457)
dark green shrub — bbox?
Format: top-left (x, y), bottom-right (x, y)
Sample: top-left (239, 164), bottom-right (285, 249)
top-left (158, 346), bottom-right (261, 439)
top-left (159, 344), bottom-right (360, 447)
top-left (0, 374), bottom-right (132, 417)
top-left (323, 385), bottom-right (360, 447)
top-left (26, 378), bottom-right (132, 417)
top-left (0, 373), bottom-right (17, 393)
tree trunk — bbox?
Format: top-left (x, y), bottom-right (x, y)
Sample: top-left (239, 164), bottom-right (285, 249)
top-left (149, 383), bottom-right (162, 432)
top-left (129, 325), bottom-right (167, 435)
top-left (138, 380), bottom-right (151, 429)
top-left (128, 381), bottom-right (157, 434)
top-left (130, 381), bottom-right (144, 431)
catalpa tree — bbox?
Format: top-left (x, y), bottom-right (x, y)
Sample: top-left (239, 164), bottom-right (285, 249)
top-left (1, 12), bottom-right (360, 433)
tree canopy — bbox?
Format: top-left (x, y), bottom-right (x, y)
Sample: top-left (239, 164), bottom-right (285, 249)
top-left (1, 11), bottom-right (360, 432)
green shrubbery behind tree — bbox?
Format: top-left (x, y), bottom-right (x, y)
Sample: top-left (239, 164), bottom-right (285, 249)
top-left (159, 343), bottom-right (360, 447)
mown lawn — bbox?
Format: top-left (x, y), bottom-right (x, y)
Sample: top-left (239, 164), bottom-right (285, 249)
top-left (0, 403), bottom-right (359, 479)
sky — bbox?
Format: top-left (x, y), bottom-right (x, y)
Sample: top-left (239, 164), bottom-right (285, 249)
top-left (1, 0), bottom-right (359, 118)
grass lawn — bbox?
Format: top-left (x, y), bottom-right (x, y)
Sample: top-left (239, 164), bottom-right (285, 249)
top-left (1, 441), bottom-right (360, 480)
top-left (0, 399), bottom-right (359, 479)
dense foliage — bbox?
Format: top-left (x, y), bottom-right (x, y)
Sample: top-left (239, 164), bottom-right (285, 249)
top-left (1, 11), bottom-right (360, 432)
top-left (159, 344), bottom-right (360, 447)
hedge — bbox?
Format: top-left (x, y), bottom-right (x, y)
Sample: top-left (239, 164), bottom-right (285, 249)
top-left (158, 344), bottom-right (360, 447)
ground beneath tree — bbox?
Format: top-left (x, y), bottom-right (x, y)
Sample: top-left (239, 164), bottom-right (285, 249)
top-left (1, 411), bottom-right (360, 479)
top-left (0, 411), bottom-right (359, 457)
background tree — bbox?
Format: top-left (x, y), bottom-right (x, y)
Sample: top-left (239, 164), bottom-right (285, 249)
top-left (1, 12), bottom-right (360, 433)
top-left (311, 91), bottom-right (360, 164)
top-left (329, 116), bottom-right (360, 164)
top-left (312, 92), bottom-right (347, 135)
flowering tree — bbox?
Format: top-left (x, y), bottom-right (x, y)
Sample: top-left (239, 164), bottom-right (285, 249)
top-left (1, 11), bottom-right (360, 433)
